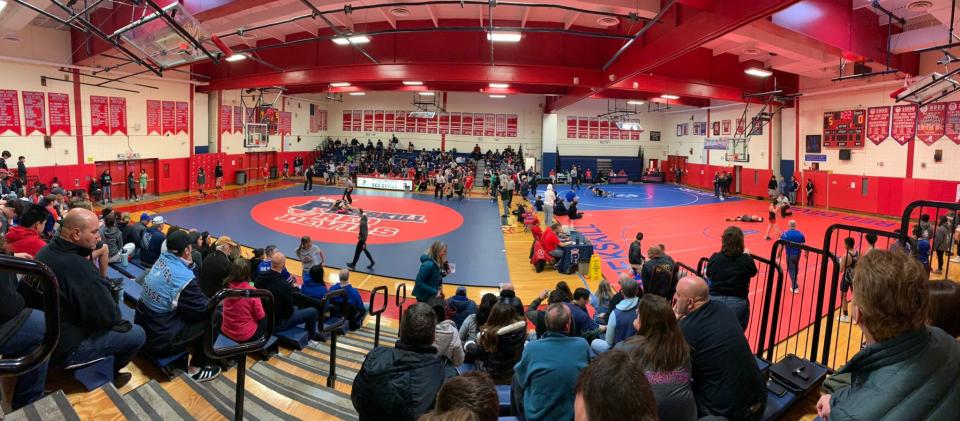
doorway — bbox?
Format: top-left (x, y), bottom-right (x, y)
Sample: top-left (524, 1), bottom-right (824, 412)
top-left (94, 159), bottom-right (158, 200)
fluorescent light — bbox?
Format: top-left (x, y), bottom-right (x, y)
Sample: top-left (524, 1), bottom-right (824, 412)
top-left (486, 31), bottom-right (522, 42)
top-left (332, 35), bottom-right (371, 45)
top-left (745, 67), bottom-right (773, 77)
top-left (627, 100), bottom-right (645, 105)
top-left (348, 92), bottom-right (366, 96)
top-left (403, 81), bottom-right (423, 86)
top-left (660, 94), bottom-right (679, 100)
top-left (329, 82), bottom-right (351, 87)
top-left (489, 94), bottom-right (506, 98)
top-left (225, 53), bottom-right (247, 62)
top-left (489, 83), bottom-right (509, 89)
top-left (419, 92), bottom-right (435, 96)
top-left (0, 1), bottom-right (7, 13)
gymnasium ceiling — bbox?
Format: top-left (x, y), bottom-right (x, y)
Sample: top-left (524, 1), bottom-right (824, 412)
top-left (3, 0), bottom-right (953, 111)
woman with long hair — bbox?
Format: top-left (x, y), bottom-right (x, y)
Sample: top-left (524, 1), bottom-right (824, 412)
top-left (616, 295), bottom-right (696, 421)
top-left (466, 301), bottom-right (526, 384)
top-left (221, 258), bottom-right (267, 343)
top-left (764, 200), bottom-right (780, 240)
top-left (459, 293), bottom-right (499, 346)
top-left (591, 278), bottom-right (616, 324)
top-left (414, 241), bottom-right (448, 302)
top-left (127, 171), bottom-right (138, 201)
top-left (295, 235), bottom-right (326, 285)
top-left (705, 226), bottom-right (757, 330)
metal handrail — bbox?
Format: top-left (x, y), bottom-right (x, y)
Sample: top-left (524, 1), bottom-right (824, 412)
top-left (320, 288), bottom-right (348, 388)
top-left (696, 257), bottom-right (710, 277)
top-left (368, 286), bottom-right (388, 348)
top-left (395, 283), bottom-right (408, 326)
top-left (0, 255), bottom-right (60, 377)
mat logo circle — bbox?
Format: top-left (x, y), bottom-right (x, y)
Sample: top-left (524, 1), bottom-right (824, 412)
top-left (250, 195), bottom-right (464, 244)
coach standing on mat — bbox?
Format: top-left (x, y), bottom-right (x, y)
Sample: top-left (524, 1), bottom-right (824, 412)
top-left (347, 209), bottom-right (374, 270)
top-left (780, 220), bottom-right (806, 294)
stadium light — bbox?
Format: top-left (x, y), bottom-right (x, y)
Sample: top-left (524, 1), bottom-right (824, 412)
top-left (489, 94), bottom-right (507, 98)
top-left (489, 83), bottom-right (510, 89)
top-left (660, 94), bottom-right (680, 100)
top-left (403, 81), bottom-right (423, 86)
top-left (332, 35), bottom-right (370, 45)
top-left (349, 92), bottom-right (366, 96)
top-left (745, 67), bottom-right (773, 77)
top-left (487, 31), bottom-right (522, 42)
top-left (225, 53), bottom-right (247, 62)
top-left (330, 82), bottom-right (351, 87)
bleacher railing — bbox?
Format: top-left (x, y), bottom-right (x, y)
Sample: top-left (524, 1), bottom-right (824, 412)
top-left (319, 288), bottom-right (348, 388)
top-left (695, 257), bottom-right (710, 276)
top-left (899, 200), bottom-right (960, 281)
top-left (395, 283), bottom-right (408, 326)
top-left (0, 255), bottom-right (60, 377)
top-left (367, 286), bottom-right (389, 348)
top-left (203, 288), bottom-right (276, 421)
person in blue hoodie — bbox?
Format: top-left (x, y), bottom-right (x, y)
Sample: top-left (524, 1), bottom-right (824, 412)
top-left (329, 268), bottom-right (367, 331)
top-left (135, 230), bottom-right (221, 382)
top-left (512, 303), bottom-right (590, 420)
top-left (590, 278), bottom-right (640, 354)
top-left (139, 215), bottom-right (166, 267)
top-left (414, 241), bottom-right (447, 302)
top-left (447, 286), bottom-right (476, 329)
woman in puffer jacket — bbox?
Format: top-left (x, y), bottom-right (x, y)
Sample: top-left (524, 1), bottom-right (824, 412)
top-left (464, 301), bottom-right (527, 384)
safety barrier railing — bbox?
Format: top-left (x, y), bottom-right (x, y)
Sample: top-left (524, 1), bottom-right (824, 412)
top-left (319, 288), bottom-right (349, 388)
top-left (0, 255), bottom-right (60, 377)
top-left (367, 286), bottom-right (389, 348)
top-left (695, 257), bottom-right (710, 276)
top-left (203, 288), bottom-right (276, 421)
top-left (395, 283), bottom-right (408, 326)
top-left (675, 261), bottom-right (700, 278)
top-left (899, 200), bottom-right (960, 281)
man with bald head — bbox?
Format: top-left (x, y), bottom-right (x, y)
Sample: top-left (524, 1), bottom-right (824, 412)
top-left (255, 251), bottom-right (322, 341)
top-left (674, 276), bottom-right (766, 420)
top-left (31, 208), bottom-right (145, 387)
top-left (328, 268), bottom-right (368, 331)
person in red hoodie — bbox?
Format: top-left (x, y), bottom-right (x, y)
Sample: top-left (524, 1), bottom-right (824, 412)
top-left (221, 257), bottom-right (267, 343)
top-left (4, 204), bottom-right (49, 257)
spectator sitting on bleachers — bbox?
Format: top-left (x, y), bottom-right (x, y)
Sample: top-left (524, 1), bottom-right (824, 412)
top-left (640, 245), bottom-right (676, 299)
top-left (30, 208), bottom-right (145, 388)
top-left (570, 287), bottom-right (603, 341)
top-left (199, 236), bottom-right (239, 298)
top-left (589, 278), bottom-right (615, 325)
top-left (464, 301), bottom-right (527, 384)
top-left (429, 296), bottom-right (465, 366)
top-left (4, 204), bottom-right (49, 257)
top-left (135, 230), bottom-right (221, 382)
top-left (257, 245), bottom-right (292, 283)
top-left (221, 257), bottom-right (267, 343)
top-left (525, 289), bottom-right (569, 340)
top-left (591, 278), bottom-right (640, 354)
top-left (299, 264), bottom-right (327, 302)
top-left (674, 275), bottom-right (766, 420)
top-left (817, 250), bottom-right (960, 420)
top-left (497, 283), bottom-right (524, 317)
top-left (574, 351), bottom-right (658, 421)
top-left (447, 286), bottom-right (477, 329)
top-left (351, 303), bottom-right (458, 421)
top-left (255, 252), bottom-right (323, 341)
top-left (459, 293), bottom-right (497, 350)
top-left (99, 212), bottom-right (124, 263)
top-left (328, 268), bottom-right (367, 331)
top-left (513, 303), bottom-right (590, 420)
top-left (123, 213), bottom-right (148, 254)
top-left (927, 280), bottom-right (960, 338)
top-left (0, 260), bottom-right (48, 410)
top-left (139, 216), bottom-right (166, 267)
top-left (615, 295), bottom-right (696, 421)
top-left (706, 226), bottom-right (757, 331)
top-left (422, 371), bottom-right (498, 421)
top-left (1, 197), bottom-right (23, 236)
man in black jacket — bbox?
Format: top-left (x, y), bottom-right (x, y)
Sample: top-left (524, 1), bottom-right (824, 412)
top-left (352, 303), bottom-right (458, 420)
top-left (499, 283), bottom-right (524, 317)
top-left (30, 208), bottom-right (145, 387)
top-left (347, 209), bottom-right (374, 270)
top-left (640, 246), bottom-right (676, 299)
top-left (628, 232), bottom-right (644, 275)
top-left (199, 236), bottom-right (239, 298)
top-left (255, 251), bottom-right (322, 340)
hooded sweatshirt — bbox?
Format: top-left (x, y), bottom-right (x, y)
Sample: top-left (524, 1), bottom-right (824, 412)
top-left (604, 296), bottom-right (639, 346)
top-left (5, 225), bottom-right (46, 257)
top-left (100, 225), bottom-right (123, 257)
top-left (434, 319), bottom-right (464, 366)
top-left (447, 294), bottom-right (476, 328)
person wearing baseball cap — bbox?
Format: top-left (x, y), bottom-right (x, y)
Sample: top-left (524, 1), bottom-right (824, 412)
top-left (136, 229), bottom-right (221, 382)
top-left (199, 235), bottom-right (239, 298)
top-left (139, 215), bottom-right (166, 267)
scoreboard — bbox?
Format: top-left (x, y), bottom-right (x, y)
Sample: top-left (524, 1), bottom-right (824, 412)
top-left (823, 109), bottom-right (865, 148)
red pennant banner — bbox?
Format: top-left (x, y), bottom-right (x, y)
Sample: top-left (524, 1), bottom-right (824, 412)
top-left (944, 101), bottom-right (960, 145)
top-left (47, 93), bottom-right (70, 135)
top-left (176, 101), bottom-right (189, 134)
top-left (219, 105), bottom-right (231, 134)
top-left (0, 90), bottom-right (22, 136)
top-left (917, 102), bottom-right (945, 145)
top-left (866, 106), bottom-right (890, 145)
top-left (279, 111), bottom-right (292, 135)
top-left (109, 97), bottom-right (127, 135)
top-left (22, 91), bottom-right (46, 136)
top-left (722, 120), bottom-right (731, 135)
top-left (146, 100), bottom-right (161, 135)
top-left (233, 106), bottom-right (243, 133)
top-left (891, 104), bottom-right (917, 145)
top-left (90, 95), bottom-right (109, 135)
top-left (162, 101), bottom-right (176, 135)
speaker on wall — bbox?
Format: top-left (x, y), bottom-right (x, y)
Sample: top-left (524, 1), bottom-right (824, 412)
top-left (934, 149), bottom-right (943, 162)
top-left (839, 149), bottom-right (851, 160)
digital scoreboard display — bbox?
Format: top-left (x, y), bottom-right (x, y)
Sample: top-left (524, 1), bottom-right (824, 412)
top-left (823, 109), bottom-right (865, 148)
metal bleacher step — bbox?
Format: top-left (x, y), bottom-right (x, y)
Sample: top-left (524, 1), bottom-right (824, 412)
top-left (347, 328), bottom-right (398, 343)
top-left (305, 341), bottom-right (368, 365)
top-left (246, 362), bottom-right (358, 420)
top-left (2, 391), bottom-right (80, 421)
top-left (68, 383), bottom-right (138, 420)
top-left (122, 380), bottom-right (194, 420)
top-left (182, 374), bottom-right (301, 421)
top-left (272, 353), bottom-right (358, 385)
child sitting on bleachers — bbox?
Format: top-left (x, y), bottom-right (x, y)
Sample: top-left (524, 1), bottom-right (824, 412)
top-left (222, 258), bottom-right (267, 343)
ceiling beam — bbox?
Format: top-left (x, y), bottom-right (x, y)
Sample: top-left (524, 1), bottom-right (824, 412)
top-left (610, 74), bottom-right (746, 102)
top-left (379, 7), bottom-right (397, 29)
top-left (426, 4), bottom-right (439, 28)
top-left (520, 7), bottom-right (531, 28)
top-left (563, 12), bottom-right (581, 30)
top-left (545, 0), bottom-right (800, 113)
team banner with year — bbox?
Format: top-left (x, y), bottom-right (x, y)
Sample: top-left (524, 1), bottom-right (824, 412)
top-left (146, 100), bottom-right (161, 135)
top-left (108, 97), bottom-right (127, 135)
top-left (891, 105), bottom-right (917, 145)
top-left (917, 103), bottom-right (946, 145)
top-left (945, 102), bottom-right (960, 144)
top-left (90, 95), bottom-right (109, 135)
top-left (279, 111), bottom-right (292, 135)
top-left (232, 106), bottom-right (242, 133)
top-left (722, 120), bottom-right (731, 135)
top-left (163, 101), bottom-right (177, 135)
top-left (866, 106), bottom-right (890, 145)
top-left (219, 105), bottom-right (231, 135)
top-left (48, 93), bottom-right (71, 135)
top-left (22, 91), bottom-right (46, 136)
top-left (0, 90), bottom-right (21, 136)
top-left (176, 102), bottom-right (190, 134)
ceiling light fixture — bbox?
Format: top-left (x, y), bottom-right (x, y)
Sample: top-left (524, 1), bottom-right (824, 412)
top-left (330, 82), bottom-right (351, 87)
top-left (660, 94), bottom-right (679, 100)
top-left (0, 0), bottom-right (7, 13)
top-left (402, 81), bottom-right (423, 86)
top-left (348, 92), bottom-right (366, 96)
top-left (489, 83), bottom-right (509, 89)
top-left (627, 100), bottom-right (645, 105)
top-left (419, 92), bottom-right (436, 96)
top-left (332, 35), bottom-right (370, 45)
top-left (225, 53), bottom-right (247, 62)
top-left (486, 31), bottom-right (522, 42)
top-left (744, 67), bottom-right (773, 78)
top-left (489, 94), bottom-right (507, 98)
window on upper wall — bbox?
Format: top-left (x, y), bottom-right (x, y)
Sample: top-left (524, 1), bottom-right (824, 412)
top-left (861, 178), bottom-right (869, 196)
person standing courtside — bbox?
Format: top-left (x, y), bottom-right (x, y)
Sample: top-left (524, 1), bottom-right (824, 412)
top-left (347, 209), bottom-right (374, 270)
top-left (214, 161), bottom-right (224, 191)
top-left (343, 174), bottom-right (354, 204)
top-left (780, 220), bottom-right (806, 294)
top-left (303, 165), bottom-right (314, 192)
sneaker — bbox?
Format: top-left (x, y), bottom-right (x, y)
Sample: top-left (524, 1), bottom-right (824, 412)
top-left (838, 313), bottom-right (851, 323)
top-left (933, 269), bottom-right (943, 274)
top-left (952, 257), bottom-right (960, 263)
top-left (764, 237), bottom-right (771, 241)
top-left (791, 288), bottom-right (800, 294)
top-left (113, 372), bottom-right (133, 388)
top-left (367, 262), bottom-right (375, 269)
top-left (346, 263), bottom-right (356, 269)
top-left (191, 365), bottom-right (222, 383)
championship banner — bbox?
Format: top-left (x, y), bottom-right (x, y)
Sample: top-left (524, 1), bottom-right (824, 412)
top-left (219, 105), bottom-right (232, 135)
top-left (176, 102), bottom-right (190, 134)
top-left (232, 106), bottom-right (242, 133)
top-left (722, 119), bottom-right (731, 135)
top-left (891, 104), bottom-right (917, 145)
top-left (163, 101), bottom-right (177, 135)
top-left (146, 100), bottom-right (161, 135)
top-left (735, 118), bottom-right (745, 136)
top-left (945, 102), bottom-right (960, 145)
top-left (0, 90), bottom-right (21, 136)
top-left (108, 97), bottom-right (127, 135)
top-left (22, 91), bottom-right (46, 136)
top-left (279, 111), bottom-right (292, 135)
top-left (90, 95), bottom-right (109, 135)
top-left (866, 106), bottom-right (890, 145)
top-left (47, 93), bottom-right (71, 135)
top-left (712, 121), bottom-right (721, 136)
top-left (917, 102), bottom-right (946, 145)
top-left (507, 114), bottom-right (518, 137)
